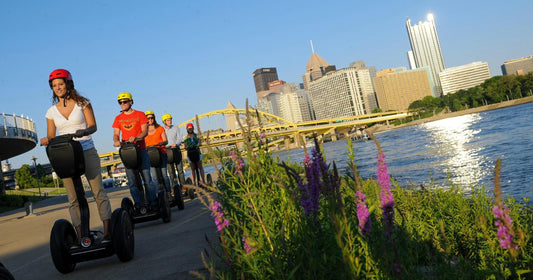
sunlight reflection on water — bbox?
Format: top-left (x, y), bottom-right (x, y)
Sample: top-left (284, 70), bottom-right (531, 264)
top-left (421, 114), bottom-right (488, 193)
top-left (271, 103), bottom-right (533, 202)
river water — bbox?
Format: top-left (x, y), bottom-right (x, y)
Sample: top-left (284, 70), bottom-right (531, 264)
top-left (272, 102), bottom-right (533, 202)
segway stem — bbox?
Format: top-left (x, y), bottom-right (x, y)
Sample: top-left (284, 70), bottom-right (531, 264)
top-left (72, 176), bottom-right (90, 240)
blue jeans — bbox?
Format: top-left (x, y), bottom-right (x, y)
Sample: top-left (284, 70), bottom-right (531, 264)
top-left (125, 149), bottom-right (158, 208)
top-left (150, 153), bottom-right (171, 193)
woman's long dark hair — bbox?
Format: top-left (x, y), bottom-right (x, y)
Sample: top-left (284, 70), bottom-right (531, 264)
top-left (51, 78), bottom-right (89, 107)
top-left (149, 116), bottom-right (160, 129)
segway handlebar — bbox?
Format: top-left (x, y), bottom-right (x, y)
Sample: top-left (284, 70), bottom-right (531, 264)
top-left (48, 133), bottom-right (77, 145)
top-left (120, 137), bottom-right (145, 146)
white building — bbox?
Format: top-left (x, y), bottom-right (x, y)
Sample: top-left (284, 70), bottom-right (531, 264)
top-left (308, 67), bottom-right (375, 120)
top-left (256, 92), bottom-right (280, 116)
top-left (439, 62), bottom-right (491, 95)
top-left (256, 84), bottom-right (314, 123)
top-left (279, 83), bottom-right (313, 123)
top-left (406, 12), bottom-right (446, 96)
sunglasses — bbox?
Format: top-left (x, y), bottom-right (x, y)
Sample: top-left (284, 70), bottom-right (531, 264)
top-left (147, 117), bottom-right (154, 120)
top-left (118, 100), bottom-right (130, 105)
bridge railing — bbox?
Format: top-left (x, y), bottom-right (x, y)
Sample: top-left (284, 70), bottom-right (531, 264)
top-left (1, 112), bottom-right (38, 142)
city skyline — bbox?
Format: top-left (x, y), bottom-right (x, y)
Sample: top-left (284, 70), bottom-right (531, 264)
top-left (1, 1), bottom-right (532, 169)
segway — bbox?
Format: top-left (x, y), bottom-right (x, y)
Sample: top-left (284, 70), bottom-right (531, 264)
top-left (166, 146), bottom-right (185, 209)
top-left (146, 145), bottom-right (171, 220)
top-left (118, 142), bottom-right (170, 225)
top-left (46, 134), bottom-right (134, 274)
top-left (0, 262), bottom-right (14, 280)
top-left (185, 146), bottom-right (203, 200)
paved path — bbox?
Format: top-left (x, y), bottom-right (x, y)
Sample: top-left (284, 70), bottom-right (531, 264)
top-left (0, 187), bottom-right (220, 280)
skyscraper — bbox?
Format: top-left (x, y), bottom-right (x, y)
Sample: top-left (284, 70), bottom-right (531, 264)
top-left (253, 68), bottom-right (279, 101)
top-left (406, 12), bottom-right (446, 96)
top-left (302, 51), bottom-right (336, 91)
top-left (308, 67), bottom-right (369, 120)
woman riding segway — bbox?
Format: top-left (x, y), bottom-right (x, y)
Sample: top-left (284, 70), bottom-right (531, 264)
top-left (183, 123), bottom-right (205, 196)
top-left (42, 69), bottom-right (133, 273)
top-left (41, 69), bottom-right (112, 244)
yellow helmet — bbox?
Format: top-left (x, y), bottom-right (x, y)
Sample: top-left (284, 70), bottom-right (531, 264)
top-left (162, 114), bottom-right (172, 122)
top-left (117, 92), bottom-right (132, 101)
top-left (145, 110), bottom-right (155, 116)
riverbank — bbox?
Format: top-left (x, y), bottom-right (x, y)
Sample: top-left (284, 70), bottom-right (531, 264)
top-left (369, 95), bottom-right (533, 134)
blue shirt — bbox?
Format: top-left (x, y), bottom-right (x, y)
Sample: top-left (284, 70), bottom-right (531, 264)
top-left (164, 125), bottom-right (183, 146)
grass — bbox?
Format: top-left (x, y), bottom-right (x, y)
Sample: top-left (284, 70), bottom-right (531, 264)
top-left (190, 106), bottom-right (533, 280)
top-left (0, 188), bottom-right (67, 214)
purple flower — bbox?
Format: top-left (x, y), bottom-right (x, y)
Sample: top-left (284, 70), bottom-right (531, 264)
top-left (298, 147), bottom-right (327, 219)
top-left (492, 205), bottom-right (517, 249)
top-left (355, 191), bottom-right (371, 234)
top-left (242, 235), bottom-right (254, 254)
top-left (230, 151), bottom-right (244, 177)
top-left (377, 151), bottom-right (395, 236)
top-left (210, 200), bottom-right (230, 231)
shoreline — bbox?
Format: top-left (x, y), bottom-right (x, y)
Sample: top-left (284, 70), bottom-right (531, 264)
top-left (369, 95), bottom-right (533, 134)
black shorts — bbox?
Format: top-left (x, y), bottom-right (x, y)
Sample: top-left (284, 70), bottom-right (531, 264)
top-left (187, 149), bottom-right (200, 163)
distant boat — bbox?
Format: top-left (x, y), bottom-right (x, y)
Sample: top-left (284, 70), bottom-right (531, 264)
top-left (351, 133), bottom-right (370, 142)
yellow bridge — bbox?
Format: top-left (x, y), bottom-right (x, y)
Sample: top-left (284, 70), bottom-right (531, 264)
top-left (99, 108), bottom-right (415, 174)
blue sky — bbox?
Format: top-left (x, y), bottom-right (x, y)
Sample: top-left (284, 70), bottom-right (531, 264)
top-left (1, 0), bottom-right (532, 169)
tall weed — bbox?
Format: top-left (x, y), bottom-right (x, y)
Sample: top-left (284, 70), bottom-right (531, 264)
top-left (192, 107), bottom-right (533, 280)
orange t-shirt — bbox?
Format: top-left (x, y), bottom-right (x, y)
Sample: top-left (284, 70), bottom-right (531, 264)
top-left (145, 126), bottom-right (167, 154)
top-left (112, 110), bottom-right (148, 149)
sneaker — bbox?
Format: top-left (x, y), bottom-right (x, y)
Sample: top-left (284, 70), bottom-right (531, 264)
top-left (101, 235), bottom-right (112, 245)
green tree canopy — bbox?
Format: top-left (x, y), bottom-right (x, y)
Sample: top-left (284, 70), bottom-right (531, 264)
top-left (14, 164), bottom-right (37, 189)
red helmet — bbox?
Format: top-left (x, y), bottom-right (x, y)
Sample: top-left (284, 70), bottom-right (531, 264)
top-left (49, 69), bottom-right (74, 89)
top-left (49, 69), bottom-right (72, 81)
top-left (186, 123), bottom-right (194, 129)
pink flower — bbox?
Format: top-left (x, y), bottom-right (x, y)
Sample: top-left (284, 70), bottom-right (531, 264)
top-left (355, 191), bottom-right (371, 234)
top-left (492, 205), bottom-right (517, 250)
top-left (210, 200), bottom-right (230, 231)
top-left (377, 151), bottom-right (395, 237)
top-left (242, 235), bottom-right (254, 254)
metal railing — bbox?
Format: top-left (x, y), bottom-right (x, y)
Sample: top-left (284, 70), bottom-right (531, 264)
top-left (1, 112), bottom-right (38, 142)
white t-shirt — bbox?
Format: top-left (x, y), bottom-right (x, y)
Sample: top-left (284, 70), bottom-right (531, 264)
top-left (45, 102), bottom-right (95, 150)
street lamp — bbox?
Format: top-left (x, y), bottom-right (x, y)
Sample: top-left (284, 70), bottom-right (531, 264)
top-left (31, 156), bottom-right (41, 197)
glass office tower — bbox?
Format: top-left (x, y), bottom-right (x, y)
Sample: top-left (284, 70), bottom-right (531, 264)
top-left (406, 12), bottom-right (446, 96)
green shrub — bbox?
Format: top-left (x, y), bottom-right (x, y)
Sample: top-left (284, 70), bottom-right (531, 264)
top-left (192, 110), bottom-right (533, 280)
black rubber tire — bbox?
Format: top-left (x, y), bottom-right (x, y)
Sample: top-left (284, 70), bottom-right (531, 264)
top-left (184, 177), bottom-right (194, 199)
top-left (159, 193), bottom-right (171, 223)
top-left (121, 197), bottom-right (135, 228)
top-left (174, 185), bottom-right (185, 210)
top-left (112, 209), bottom-right (134, 262)
top-left (0, 262), bottom-right (15, 280)
top-left (187, 188), bottom-right (195, 200)
top-left (50, 219), bottom-right (77, 274)
top-left (206, 173), bottom-right (213, 188)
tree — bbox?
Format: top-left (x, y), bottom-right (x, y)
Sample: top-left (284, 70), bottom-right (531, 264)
top-left (14, 164), bottom-right (37, 189)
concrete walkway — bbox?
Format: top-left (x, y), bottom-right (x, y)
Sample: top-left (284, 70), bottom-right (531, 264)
top-left (0, 187), bottom-right (221, 280)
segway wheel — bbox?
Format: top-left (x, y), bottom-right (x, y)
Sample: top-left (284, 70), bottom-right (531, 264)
top-left (159, 193), bottom-right (171, 223)
top-left (206, 174), bottom-right (213, 188)
top-left (112, 209), bottom-right (134, 262)
top-left (50, 219), bottom-right (77, 274)
top-left (0, 262), bottom-right (15, 280)
top-left (173, 185), bottom-right (185, 210)
top-left (187, 188), bottom-right (195, 200)
top-left (121, 197), bottom-right (135, 228)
